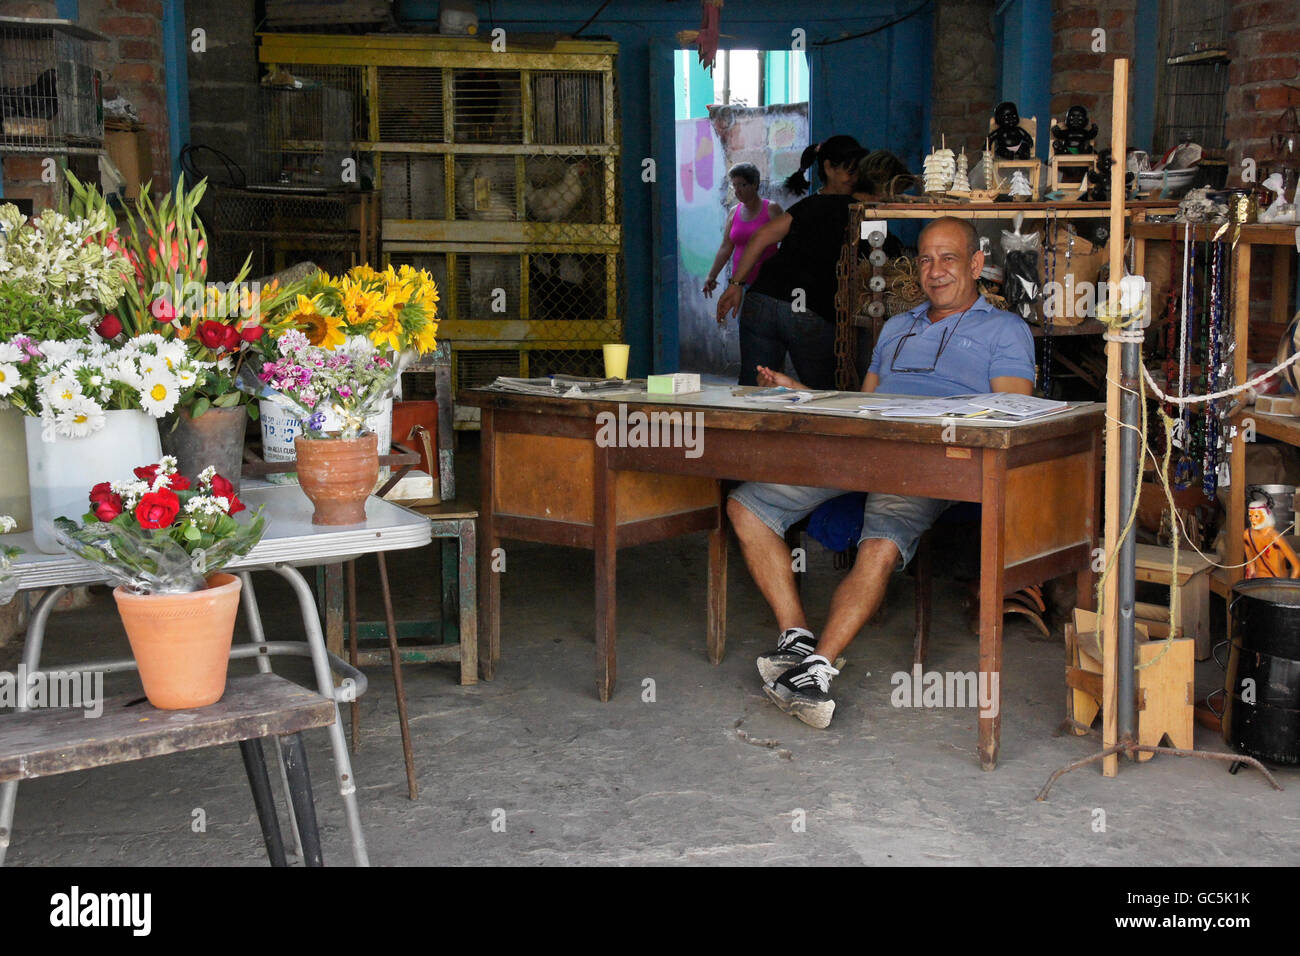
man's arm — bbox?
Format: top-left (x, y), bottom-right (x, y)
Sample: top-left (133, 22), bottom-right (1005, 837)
top-left (861, 372), bottom-right (879, 393)
top-left (990, 375), bottom-right (1034, 395)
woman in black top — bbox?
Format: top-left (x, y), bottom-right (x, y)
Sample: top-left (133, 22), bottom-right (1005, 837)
top-left (716, 135), bottom-right (866, 388)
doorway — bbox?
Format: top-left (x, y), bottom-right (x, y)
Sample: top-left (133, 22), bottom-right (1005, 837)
top-left (673, 49), bottom-right (809, 379)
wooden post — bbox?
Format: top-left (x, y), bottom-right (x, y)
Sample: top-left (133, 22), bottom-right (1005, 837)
top-left (1101, 58), bottom-right (1130, 778)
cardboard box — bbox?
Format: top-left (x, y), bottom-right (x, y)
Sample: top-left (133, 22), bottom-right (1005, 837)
top-left (105, 127), bottom-right (152, 200)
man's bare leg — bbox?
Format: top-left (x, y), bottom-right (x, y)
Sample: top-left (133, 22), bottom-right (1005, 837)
top-left (726, 498), bottom-right (806, 631)
top-left (812, 537), bottom-right (899, 663)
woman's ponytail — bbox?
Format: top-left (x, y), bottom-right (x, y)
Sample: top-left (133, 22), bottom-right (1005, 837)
top-left (783, 142), bottom-right (820, 194)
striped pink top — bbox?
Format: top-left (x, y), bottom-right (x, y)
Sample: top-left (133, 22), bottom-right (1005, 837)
top-left (729, 198), bottom-right (776, 283)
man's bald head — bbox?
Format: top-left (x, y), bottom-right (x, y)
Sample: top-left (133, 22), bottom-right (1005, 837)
top-left (919, 216), bottom-right (980, 258)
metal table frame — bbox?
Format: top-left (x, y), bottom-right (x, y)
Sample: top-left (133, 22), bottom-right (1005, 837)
top-left (0, 484), bottom-right (432, 866)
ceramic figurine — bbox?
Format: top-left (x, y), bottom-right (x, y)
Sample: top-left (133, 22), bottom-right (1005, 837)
top-left (1244, 498), bottom-right (1300, 579)
top-left (1082, 148), bottom-right (1134, 202)
top-left (1051, 105), bottom-right (1099, 155)
top-left (987, 101), bottom-right (1034, 160)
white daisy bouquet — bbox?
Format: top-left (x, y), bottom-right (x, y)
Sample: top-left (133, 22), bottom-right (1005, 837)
top-left (0, 333), bottom-right (212, 442)
top-left (244, 331), bottom-right (400, 439)
top-left (0, 514), bottom-right (20, 605)
top-left (53, 457), bottom-right (265, 594)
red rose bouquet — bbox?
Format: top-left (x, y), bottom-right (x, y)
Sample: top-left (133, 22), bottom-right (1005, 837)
top-left (54, 456), bottom-right (265, 593)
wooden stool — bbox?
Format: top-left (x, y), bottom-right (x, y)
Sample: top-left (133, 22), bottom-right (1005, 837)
top-left (1134, 543), bottom-right (1214, 660)
top-left (1064, 608), bottom-right (1194, 760)
top-left (0, 674), bottom-right (334, 866)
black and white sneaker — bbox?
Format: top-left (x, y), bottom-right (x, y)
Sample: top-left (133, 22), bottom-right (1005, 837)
top-left (756, 627), bottom-right (817, 683)
top-left (763, 656), bottom-right (839, 729)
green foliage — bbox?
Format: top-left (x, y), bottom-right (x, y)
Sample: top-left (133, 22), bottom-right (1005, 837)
top-left (0, 286), bottom-right (91, 340)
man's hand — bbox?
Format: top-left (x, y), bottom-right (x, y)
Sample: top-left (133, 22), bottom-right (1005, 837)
top-left (716, 284), bottom-right (743, 325)
top-left (756, 365), bottom-right (802, 389)
top-left (702, 277), bottom-right (718, 298)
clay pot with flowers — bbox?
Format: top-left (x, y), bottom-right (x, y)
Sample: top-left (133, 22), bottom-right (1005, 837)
top-left (249, 332), bottom-right (404, 525)
top-left (54, 457), bottom-right (266, 709)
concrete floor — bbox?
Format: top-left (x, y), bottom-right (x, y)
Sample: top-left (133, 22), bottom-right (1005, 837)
top-left (4, 449), bottom-right (1299, 866)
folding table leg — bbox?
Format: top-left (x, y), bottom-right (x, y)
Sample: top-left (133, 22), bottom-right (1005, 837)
top-left (269, 564), bottom-right (370, 866)
top-left (240, 738), bottom-right (288, 867)
top-left (457, 520), bottom-right (478, 686)
top-left (0, 586), bottom-right (66, 867)
top-left (278, 733), bottom-right (323, 867)
top-left (239, 572), bottom-right (305, 864)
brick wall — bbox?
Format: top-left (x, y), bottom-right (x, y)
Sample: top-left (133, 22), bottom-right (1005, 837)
top-left (76, 0), bottom-right (169, 186)
top-left (1051, 0), bottom-right (1137, 149)
top-left (1225, 1), bottom-right (1300, 182)
top-left (930, 0), bottom-right (998, 156)
top-left (0, 0), bottom-right (168, 209)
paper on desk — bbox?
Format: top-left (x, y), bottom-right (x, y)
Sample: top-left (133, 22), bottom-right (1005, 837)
top-left (868, 397), bottom-right (983, 418)
top-left (745, 388), bottom-right (837, 405)
top-left (966, 393), bottom-right (1068, 418)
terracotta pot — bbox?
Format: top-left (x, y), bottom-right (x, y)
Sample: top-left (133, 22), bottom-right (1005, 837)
top-left (294, 433), bottom-right (378, 525)
top-left (160, 404), bottom-right (248, 495)
top-left (113, 573), bottom-right (242, 710)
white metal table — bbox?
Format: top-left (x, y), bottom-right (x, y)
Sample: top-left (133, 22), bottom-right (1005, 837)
top-left (0, 483), bottom-right (432, 866)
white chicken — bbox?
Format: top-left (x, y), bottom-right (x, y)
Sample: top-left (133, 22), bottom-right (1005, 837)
top-left (455, 157), bottom-right (517, 221)
top-left (526, 158), bottom-right (592, 222)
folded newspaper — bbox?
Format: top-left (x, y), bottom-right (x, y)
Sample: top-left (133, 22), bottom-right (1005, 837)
top-left (866, 393), bottom-right (1069, 421)
top-left (484, 375), bottom-right (639, 396)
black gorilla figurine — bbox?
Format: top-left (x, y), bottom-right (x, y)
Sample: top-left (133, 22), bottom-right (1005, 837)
top-left (987, 101), bottom-right (1034, 160)
top-left (1082, 148), bottom-right (1134, 202)
top-left (1052, 105), bottom-right (1099, 155)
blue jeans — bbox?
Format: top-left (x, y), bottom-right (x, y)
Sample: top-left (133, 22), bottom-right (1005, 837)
top-left (729, 482), bottom-right (952, 569)
top-left (738, 291), bottom-right (838, 389)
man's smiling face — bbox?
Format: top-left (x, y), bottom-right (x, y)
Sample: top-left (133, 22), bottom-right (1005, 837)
top-left (917, 221), bottom-right (983, 319)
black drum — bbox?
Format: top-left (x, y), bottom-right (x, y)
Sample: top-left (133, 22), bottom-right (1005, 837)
top-left (1222, 579), bottom-right (1300, 765)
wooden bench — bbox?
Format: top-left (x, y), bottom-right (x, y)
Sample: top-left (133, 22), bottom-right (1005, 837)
top-left (0, 673), bottom-right (335, 866)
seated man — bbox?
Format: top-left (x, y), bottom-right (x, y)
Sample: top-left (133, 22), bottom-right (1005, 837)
top-left (728, 216), bottom-right (1036, 728)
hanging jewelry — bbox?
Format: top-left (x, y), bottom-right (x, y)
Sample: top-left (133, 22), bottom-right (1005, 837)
top-left (1173, 222), bottom-right (1195, 490)
top-left (1042, 208), bottom-right (1057, 395)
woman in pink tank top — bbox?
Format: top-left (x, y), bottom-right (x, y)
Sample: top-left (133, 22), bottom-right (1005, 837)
top-left (703, 163), bottom-right (783, 297)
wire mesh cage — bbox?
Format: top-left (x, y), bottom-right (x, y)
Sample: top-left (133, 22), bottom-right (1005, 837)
top-left (524, 154), bottom-right (603, 224)
top-left (454, 252), bottom-right (521, 320)
top-left (1157, 0), bottom-right (1229, 154)
top-left (384, 250), bottom-right (449, 299)
top-left (254, 81), bottom-right (356, 189)
top-left (453, 154), bottom-right (518, 220)
top-left (452, 69), bottom-right (522, 144)
top-left (531, 71), bottom-right (606, 145)
top-left (0, 17), bottom-right (105, 154)
top-left (377, 66), bottom-right (444, 142)
top-left (204, 186), bottom-right (376, 282)
top-left (380, 153), bottom-right (447, 219)
top-left (528, 252), bottom-right (607, 321)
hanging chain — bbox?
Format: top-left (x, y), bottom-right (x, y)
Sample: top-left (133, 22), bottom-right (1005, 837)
top-left (1042, 208), bottom-right (1056, 395)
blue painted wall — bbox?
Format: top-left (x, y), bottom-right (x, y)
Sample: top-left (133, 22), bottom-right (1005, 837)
top-left (397, 0), bottom-right (932, 374)
top-left (995, 0), bottom-right (1052, 161)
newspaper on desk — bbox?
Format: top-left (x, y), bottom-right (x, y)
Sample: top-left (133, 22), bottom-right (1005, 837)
top-left (485, 375), bottom-right (642, 397)
top-left (867, 392), bottom-right (1069, 423)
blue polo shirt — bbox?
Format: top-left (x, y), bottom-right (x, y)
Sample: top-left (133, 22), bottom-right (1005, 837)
top-left (867, 296), bottom-right (1036, 397)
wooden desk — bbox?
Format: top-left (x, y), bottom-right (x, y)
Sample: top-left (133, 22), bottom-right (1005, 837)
top-left (460, 387), bottom-right (1104, 770)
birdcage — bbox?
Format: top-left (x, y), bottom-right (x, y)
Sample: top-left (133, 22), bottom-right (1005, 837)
top-left (0, 17), bottom-right (106, 155)
top-left (204, 185), bottom-right (379, 282)
top-left (1156, 0), bottom-right (1230, 155)
top-left (253, 78), bottom-right (357, 189)
top-left (259, 32), bottom-right (622, 429)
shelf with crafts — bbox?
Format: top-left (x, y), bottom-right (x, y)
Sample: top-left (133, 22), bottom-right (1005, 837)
top-left (1130, 216), bottom-right (1299, 589)
top-left (834, 199), bottom-right (1180, 388)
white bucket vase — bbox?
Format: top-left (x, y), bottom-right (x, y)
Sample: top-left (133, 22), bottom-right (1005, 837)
top-left (25, 409), bottom-right (163, 554)
top-left (0, 407), bottom-right (32, 533)
top-left (260, 395), bottom-right (393, 484)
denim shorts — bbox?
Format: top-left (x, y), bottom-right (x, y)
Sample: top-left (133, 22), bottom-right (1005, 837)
top-left (728, 482), bottom-right (952, 569)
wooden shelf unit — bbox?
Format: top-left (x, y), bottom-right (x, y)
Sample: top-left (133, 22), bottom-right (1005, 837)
top-left (1130, 217), bottom-right (1299, 590)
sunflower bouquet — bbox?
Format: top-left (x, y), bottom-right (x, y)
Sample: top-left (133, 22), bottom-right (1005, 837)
top-left (261, 263), bottom-right (440, 358)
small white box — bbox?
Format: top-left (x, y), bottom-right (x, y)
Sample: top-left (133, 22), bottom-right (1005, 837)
top-left (647, 372), bottom-right (702, 395)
